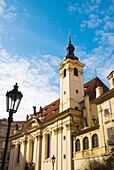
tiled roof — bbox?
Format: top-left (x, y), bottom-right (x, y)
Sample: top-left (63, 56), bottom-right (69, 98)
top-left (36, 99), bottom-right (60, 121)
top-left (84, 77), bottom-right (109, 101)
top-left (35, 77), bottom-right (109, 121)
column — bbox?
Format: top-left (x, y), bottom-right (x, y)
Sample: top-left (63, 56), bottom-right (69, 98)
top-left (22, 139), bottom-right (27, 170)
top-left (35, 134), bottom-right (42, 170)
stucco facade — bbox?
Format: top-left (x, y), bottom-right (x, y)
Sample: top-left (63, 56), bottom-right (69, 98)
top-left (8, 39), bottom-right (114, 170)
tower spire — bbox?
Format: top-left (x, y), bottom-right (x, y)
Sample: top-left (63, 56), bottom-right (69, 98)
top-left (66, 33), bottom-right (78, 60)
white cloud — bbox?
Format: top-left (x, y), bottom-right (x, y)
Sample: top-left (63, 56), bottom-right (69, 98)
top-left (0, 48), bottom-right (60, 120)
top-left (0, 0), bottom-right (6, 15)
top-left (81, 14), bottom-right (102, 29)
top-left (0, 1), bottom-right (17, 21)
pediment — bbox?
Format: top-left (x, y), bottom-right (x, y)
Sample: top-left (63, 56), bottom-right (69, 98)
top-left (21, 117), bottom-right (40, 132)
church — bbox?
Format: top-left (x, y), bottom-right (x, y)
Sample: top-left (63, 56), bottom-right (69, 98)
top-left (8, 38), bottom-right (114, 170)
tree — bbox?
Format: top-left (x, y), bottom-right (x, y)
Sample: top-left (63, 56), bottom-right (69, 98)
top-left (88, 154), bottom-right (114, 170)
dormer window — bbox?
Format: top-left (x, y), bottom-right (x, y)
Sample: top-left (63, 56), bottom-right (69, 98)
top-left (74, 67), bottom-right (78, 76)
top-left (63, 69), bottom-right (66, 78)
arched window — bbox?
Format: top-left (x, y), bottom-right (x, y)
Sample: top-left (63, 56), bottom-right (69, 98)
top-left (63, 69), bottom-right (66, 78)
top-left (83, 137), bottom-right (89, 150)
top-left (75, 139), bottom-right (80, 152)
top-left (92, 134), bottom-right (99, 148)
top-left (74, 67), bottom-right (78, 76)
top-left (16, 143), bottom-right (21, 163)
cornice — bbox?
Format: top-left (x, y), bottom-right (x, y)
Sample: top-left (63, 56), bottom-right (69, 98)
top-left (54, 127), bottom-right (63, 135)
top-left (66, 123), bottom-right (76, 131)
top-left (72, 125), bottom-right (99, 137)
top-left (92, 88), bottom-right (114, 104)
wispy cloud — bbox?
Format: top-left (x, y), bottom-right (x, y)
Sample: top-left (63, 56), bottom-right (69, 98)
top-left (0, 48), bottom-right (60, 120)
top-left (0, 0), bottom-right (17, 21)
top-left (0, 0), bottom-right (6, 15)
top-left (81, 14), bottom-right (102, 28)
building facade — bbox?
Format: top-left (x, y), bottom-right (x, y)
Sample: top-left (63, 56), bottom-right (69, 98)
top-left (8, 39), bottom-right (114, 170)
top-left (0, 119), bottom-right (25, 169)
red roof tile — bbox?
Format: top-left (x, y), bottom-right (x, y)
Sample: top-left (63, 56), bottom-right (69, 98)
top-left (84, 77), bottom-right (109, 101)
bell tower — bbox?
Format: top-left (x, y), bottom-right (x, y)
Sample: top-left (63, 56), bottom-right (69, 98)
top-left (58, 36), bottom-right (85, 113)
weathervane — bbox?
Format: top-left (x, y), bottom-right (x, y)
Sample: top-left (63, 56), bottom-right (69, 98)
top-left (68, 29), bottom-right (71, 44)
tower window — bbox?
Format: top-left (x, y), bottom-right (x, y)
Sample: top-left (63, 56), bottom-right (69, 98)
top-left (63, 69), bottom-right (66, 78)
top-left (74, 67), bottom-right (78, 76)
top-left (76, 89), bottom-right (78, 93)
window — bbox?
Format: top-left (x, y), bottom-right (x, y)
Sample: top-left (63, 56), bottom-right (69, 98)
top-left (74, 67), bottom-right (78, 76)
top-left (107, 128), bottom-right (114, 145)
top-left (45, 134), bottom-right (51, 158)
top-left (63, 69), bottom-right (66, 78)
top-left (92, 134), bottom-right (99, 148)
top-left (104, 103), bottom-right (110, 116)
top-left (17, 144), bottom-right (21, 163)
top-left (75, 107), bottom-right (78, 110)
top-left (83, 137), bottom-right (89, 150)
top-left (75, 139), bottom-right (80, 152)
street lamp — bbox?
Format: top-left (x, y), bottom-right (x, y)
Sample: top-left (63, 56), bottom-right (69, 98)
top-left (1, 83), bottom-right (23, 170)
top-left (51, 155), bottom-right (56, 170)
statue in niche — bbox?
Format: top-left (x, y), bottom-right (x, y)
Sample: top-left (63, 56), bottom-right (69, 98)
top-left (84, 116), bottom-right (88, 127)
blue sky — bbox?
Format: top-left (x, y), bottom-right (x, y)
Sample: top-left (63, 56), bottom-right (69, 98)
top-left (0, 0), bottom-right (114, 120)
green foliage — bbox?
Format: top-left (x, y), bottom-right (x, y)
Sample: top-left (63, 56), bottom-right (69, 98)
top-left (88, 155), bottom-right (114, 170)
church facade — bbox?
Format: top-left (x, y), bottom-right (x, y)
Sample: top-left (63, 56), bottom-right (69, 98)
top-left (8, 39), bottom-right (114, 170)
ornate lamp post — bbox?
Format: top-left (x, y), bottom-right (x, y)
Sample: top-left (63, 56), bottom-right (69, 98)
top-left (51, 155), bottom-right (56, 170)
top-left (1, 83), bottom-right (23, 170)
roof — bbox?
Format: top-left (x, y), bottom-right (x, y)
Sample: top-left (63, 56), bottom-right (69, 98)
top-left (36, 99), bottom-right (60, 121)
top-left (33, 77), bottom-right (109, 122)
top-left (107, 70), bottom-right (114, 79)
top-left (84, 77), bottom-right (109, 101)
